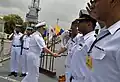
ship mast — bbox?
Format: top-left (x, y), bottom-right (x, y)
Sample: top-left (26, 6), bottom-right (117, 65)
top-left (26, 0), bottom-right (41, 25)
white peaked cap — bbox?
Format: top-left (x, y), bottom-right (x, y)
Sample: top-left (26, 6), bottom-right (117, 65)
top-left (35, 22), bottom-right (46, 28)
top-left (26, 27), bottom-right (33, 30)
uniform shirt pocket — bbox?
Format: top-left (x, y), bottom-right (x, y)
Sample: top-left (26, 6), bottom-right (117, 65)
top-left (91, 45), bottom-right (106, 60)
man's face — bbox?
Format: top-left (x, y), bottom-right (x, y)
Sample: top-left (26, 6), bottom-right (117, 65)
top-left (94, 0), bottom-right (110, 21)
top-left (15, 28), bottom-right (20, 34)
top-left (71, 24), bottom-right (78, 37)
top-left (38, 27), bottom-right (46, 35)
top-left (78, 21), bottom-right (88, 34)
top-left (26, 29), bottom-right (32, 35)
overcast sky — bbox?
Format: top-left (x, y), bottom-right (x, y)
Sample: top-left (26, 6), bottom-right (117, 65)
top-left (0, 0), bottom-right (88, 29)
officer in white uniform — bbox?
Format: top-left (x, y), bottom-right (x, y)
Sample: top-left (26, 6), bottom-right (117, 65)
top-left (57, 20), bottom-right (83, 82)
top-left (20, 27), bottom-right (33, 77)
top-left (89, 20), bottom-right (120, 82)
top-left (70, 9), bottom-right (96, 82)
top-left (85, 0), bottom-right (120, 82)
top-left (8, 27), bottom-right (23, 77)
top-left (21, 22), bottom-right (56, 82)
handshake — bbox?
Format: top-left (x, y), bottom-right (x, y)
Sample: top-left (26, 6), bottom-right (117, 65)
top-left (52, 47), bottom-right (67, 57)
top-left (52, 53), bottom-right (61, 57)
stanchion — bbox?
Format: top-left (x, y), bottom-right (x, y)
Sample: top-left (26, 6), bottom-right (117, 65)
top-left (45, 33), bottom-right (49, 69)
top-left (51, 36), bottom-right (55, 71)
top-left (49, 37), bottom-right (53, 71)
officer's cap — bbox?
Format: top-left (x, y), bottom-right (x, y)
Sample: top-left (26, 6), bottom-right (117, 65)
top-left (35, 22), bottom-right (46, 29)
top-left (26, 27), bottom-right (33, 30)
top-left (76, 9), bottom-right (96, 27)
top-left (79, 9), bottom-right (94, 20)
top-left (15, 24), bottom-right (22, 27)
top-left (79, 9), bottom-right (89, 17)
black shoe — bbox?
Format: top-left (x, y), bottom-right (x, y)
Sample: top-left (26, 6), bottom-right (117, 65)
top-left (8, 72), bottom-right (15, 76)
top-left (14, 72), bottom-right (18, 77)
top-left (20, 73), bottom-right (27, 77)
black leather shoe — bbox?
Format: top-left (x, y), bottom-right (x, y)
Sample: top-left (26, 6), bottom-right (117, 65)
top-left (8, 72), bottom-right (15, 76)
top-left (20, 73), bottom-right (27, 77)
top-left (14, 72), bottom-right (18, 77)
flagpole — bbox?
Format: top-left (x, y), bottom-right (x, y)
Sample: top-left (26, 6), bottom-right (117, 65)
top-left (57, 18), bottom-right (59, 25)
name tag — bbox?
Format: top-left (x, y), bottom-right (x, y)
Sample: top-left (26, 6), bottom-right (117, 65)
top-left (86, 55), bottom-right (92, 70)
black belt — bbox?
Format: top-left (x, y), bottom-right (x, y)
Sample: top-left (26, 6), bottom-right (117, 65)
top-left (12, 45), bottom-right (21, 47)
top-left (23, 48), bottom-right (29, 50)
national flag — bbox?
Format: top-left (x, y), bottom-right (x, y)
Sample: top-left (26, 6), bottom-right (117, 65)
top-left (59, 28), bottom-right (64, 35)
top-left (55, 25), bottom-right (61, 35)
top-left (48, 25), bottom-right (55, 41)
top-left (43, 30), bottom-right (48, 40)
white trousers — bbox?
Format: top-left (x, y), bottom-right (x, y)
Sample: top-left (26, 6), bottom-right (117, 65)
top-left (10, 47), bottom-right (21, 72)
top-left (21, 49), bottom-right (28, 74)
top-left (21, 53), bottom-right (40, 82)
top-left (72, 80), bottom-right (78, 82)
top-left (65, 72), bottom-right (72, 82)
top-left (65, 67), bottom-right (71, 82)
top-left (72, 76), bottom-right (92, 82)
top-left (72, 79), bottom-right (84, 82)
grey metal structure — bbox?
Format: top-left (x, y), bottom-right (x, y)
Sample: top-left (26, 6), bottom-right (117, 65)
top-left (26, 0), bottom-right (41, 23)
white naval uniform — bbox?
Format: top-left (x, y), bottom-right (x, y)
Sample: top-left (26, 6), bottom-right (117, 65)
top-left (64, 33), bottom-right (83, 82)
top-left (10, 32), bottom-right (23, 73)
top-left (90, 21), bottom-right (120, 82)
top-left (21, 35), bottom-right (31, 74)
top-left (21, 31), bottom-right (46, 82)
top-left (71, 31), bottom-right (95, 82)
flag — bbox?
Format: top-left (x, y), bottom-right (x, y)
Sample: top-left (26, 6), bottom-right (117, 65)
top-left (43, 24), bottom-right (53, 40)
top-left (59, 28), bottom-right (64, 35)
top-left (55, 25), bottom-right (61, 35)
top-left (43, 30), bottom-right (48, 40)
top-left (48, 25), bottom-right (55, 41)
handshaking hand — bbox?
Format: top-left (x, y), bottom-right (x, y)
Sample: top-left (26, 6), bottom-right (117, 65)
top-left (52, 53), bottom-right (61, 57)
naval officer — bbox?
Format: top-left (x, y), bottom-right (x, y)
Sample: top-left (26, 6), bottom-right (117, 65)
top-left (21, 22), bottom-right (57, 82)
top-left (85, 0), bottom-right (120, 82)
top-left (20, 27), bottom-right (33, 77)
top-left (70, 9), bottom-right (96, 82)
top-left (8, 26), bottom-right (23, 77)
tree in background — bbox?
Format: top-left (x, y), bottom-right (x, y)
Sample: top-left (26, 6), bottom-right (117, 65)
top-left (3, 14), bottom-right (24, 34)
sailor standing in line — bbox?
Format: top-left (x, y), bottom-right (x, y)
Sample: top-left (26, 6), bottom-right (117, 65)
top-left (20, 27), bottom-right (33, 77)
top-left (57, 20), bottom-right (83, 82)
top-left (70, 9), bottom-right (96, 82)
top-left (21, 22), bottom-right (57, 82)
top-left (85, 0), bottom-right (120, 82)
top-left (8, 26), bottom-right (23, 77)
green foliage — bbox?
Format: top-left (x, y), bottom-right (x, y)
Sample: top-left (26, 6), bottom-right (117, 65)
top-left (3, 14), bottom-right (24, 34)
